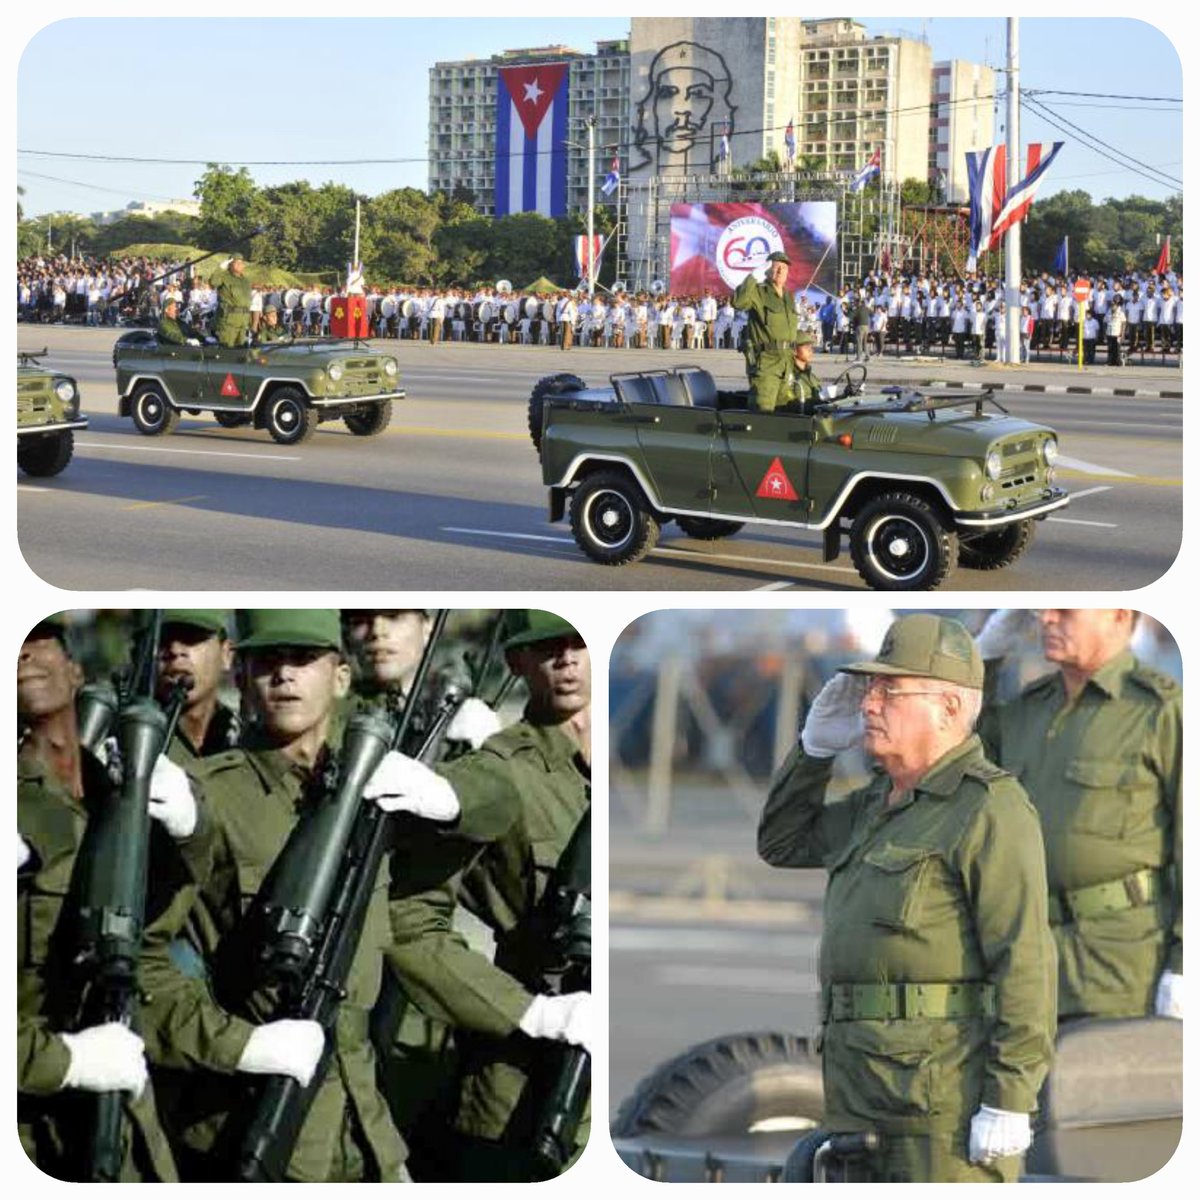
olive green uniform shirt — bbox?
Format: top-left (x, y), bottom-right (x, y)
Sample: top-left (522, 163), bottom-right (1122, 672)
top-left (980, 651), bottom-right (1181, 1018)
top-left (787, 365), bottom-right (823, 412)
top-left (732, 275), bottom-right (799, 413)
top-left (255, 322), bottom-right (288, 344)
top-left (157, 314), bottom-right (199, 345)
top-left (212, 268), bottom-right (252, 349)
top-left (165, 705), bottom-right (240, 768)
top-left (17, 745), bottom-right (197, 1182)
top-left (760, 737), bottom-right (1055, 1181)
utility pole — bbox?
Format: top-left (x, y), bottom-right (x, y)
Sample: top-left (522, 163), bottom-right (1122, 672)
top-left (1004, 17), bottom-right (1022, 363)
top-left (586, 115), bottom-right (596, 296)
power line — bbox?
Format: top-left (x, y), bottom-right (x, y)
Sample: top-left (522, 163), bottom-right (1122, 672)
top-left (1025, 88), bottom-right (1180, 103)
top-left (17, 168), bottom-right (185, 204)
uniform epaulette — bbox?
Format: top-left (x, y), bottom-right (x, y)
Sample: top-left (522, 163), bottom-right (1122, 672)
top-left (189, 749), bottom-right (247, 777)
top-left (1128, 663), bottom-right (1180, 702)
top-left (481, 723), bottom-right (540, 761)
top-left (962, 759), bottom-right (1010, 783)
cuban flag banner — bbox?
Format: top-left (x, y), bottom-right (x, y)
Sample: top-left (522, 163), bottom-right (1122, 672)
top-left (495, 62), bottom-right (569, 217)
top-left (574, 234), bottom-right (604, 281)
top-left (849, 148), bottom-right (881, 193)
top-left (600, 155), bottom-right (620, 198)
top-left (967, 142), bottom-right (1064, 263)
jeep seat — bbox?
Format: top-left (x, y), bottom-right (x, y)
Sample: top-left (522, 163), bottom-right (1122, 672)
top-left (678, 368), bottom-right (718, 408)
top-left (648, 373), bottom-right (692, 407)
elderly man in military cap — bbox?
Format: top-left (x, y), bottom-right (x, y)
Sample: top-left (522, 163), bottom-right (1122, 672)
top-left (978, 609), bottom-right (1181, 1023)
top-left (211, 252), bottom-right (252, 349)
top-left (732, 249), bottom-right (800, 413)
top-left (254, 302), bottom-right (289, 344)
top-left (154, 610), bottom-right (237, 764)
top-left (157, 295), bottom-right (202, 346)
top-left (759, 613), bottom-right (1055, 1183)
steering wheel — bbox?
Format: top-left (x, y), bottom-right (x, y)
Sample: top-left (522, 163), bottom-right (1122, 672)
top-left (831, 362), bottom-right (868, 399)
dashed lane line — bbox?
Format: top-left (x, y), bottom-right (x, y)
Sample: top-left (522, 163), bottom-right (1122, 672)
top-left (1066, 485), bottom-right (1113, 501)
top-left (123, 495), bottom-right (208, 511)
top-left (76, 441), bottom-right (301, 461)
top-left (1058, 456), bottom-right (1134, 478)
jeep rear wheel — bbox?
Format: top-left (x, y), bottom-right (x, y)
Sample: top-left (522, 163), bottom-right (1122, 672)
top-left (570, 470), bottom-right (660, 565)
top-left (130, 383), bottom-right (179, 436)
top-left (675, 516), bottom-right (746, 541)
top-left (529, 372), bottom-right (587, 457)
top-left (18, 431), bottom-right (74, 477)
top-left (344, 400), bottom-right (392, 436)
top-left (958, 519), bottom-right (1034, 571)
top-left (264, 388), bottom-right (317, 445)
top-left (849, 492), bottom-right (957, 590)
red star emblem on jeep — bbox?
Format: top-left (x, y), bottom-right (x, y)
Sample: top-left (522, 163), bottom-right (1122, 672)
top-left (755, 457), bottom-right (799, 501)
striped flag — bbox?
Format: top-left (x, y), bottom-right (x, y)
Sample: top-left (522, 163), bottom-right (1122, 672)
top-left (600, 154), bottom-right (620, 198)
top-left (574, 233), bottom-right (607, 282)
top-left (784, 118), bottom-right (796, 165)
top-left (1052, 236), bottom-right (1068, 276)
top-left (1154, 236), bottom-right (1171, 275)
top-left (849, 148), bottom-right (881, 193)
top-left (495, 62), bottom-right (568, 217)
top-left (967, 142), bottom-right (1064, 263)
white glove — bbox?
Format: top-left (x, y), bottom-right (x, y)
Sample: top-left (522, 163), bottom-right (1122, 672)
top-left (968, 1105), bottom-right (1032, 1164)
top-left (236, 1019), bottom-right (325, 1086)
top-left (186, 338), bottom-right (200, 346)
top-left (519, 992), bottom-right (592, 1056)
top-left (60, 1023), bottom-right (148, 1097)
top-left (975, 609), bottom-right (1036, 662)
top-left (1155, 970), bottom-right (1183, 1019)
top-left (220, 257), bottom-right (232, 270)
top-left (148, 754), bottom-right (197, 839)
top-left (444, 697), bottom-right (502, 749)
top-left (363, 751), bottom-right (460, 821)
top-left (18, 831), bottom-right (32, 871)
top-left (800, 674), bottom-right (865, 757)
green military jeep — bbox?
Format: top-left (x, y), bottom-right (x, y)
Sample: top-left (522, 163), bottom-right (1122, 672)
top-left (529, 364), bottom-right (1068, 591)
top-left (112, 331), bottom-right (404, 445)
top-left (17, 349), bottom-right (88, 477)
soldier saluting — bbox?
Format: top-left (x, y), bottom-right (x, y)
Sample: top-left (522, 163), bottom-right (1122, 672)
top-left (212, 252), bottom-right (252, 348)
top-left (733, 250), bottom-right (798, 413)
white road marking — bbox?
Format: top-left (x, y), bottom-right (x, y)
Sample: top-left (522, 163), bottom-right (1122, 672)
top-left (17, 484), bottom-right (51, 492)
top-left (442, 527), bottom-right (573, 543)
top-left (1066, 485), bottom-right (1114, 501)
top-left (76, 441), bottom-right (301, 461)
top-left (1058, 456), bottom-right (1134, 477)
top-left (753, 580), bottom-right (796, 592)
top-left (1048, 517), bottom-right (1119, 528)
top-left (656, 966), bottom-right (813, 993)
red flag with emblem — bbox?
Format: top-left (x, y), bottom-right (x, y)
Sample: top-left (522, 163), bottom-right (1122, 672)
top-left (755, 457), bottom-right (799, 501)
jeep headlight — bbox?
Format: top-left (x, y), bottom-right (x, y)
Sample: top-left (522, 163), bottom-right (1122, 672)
top-left (55, 380), bottom-right (76, 403)
top-left (1042, 437), bottom-right (1059, 466)
top-left (980, 483), bottom-right (996, 503)
top-left (327, 362), bottom-right (345, 382)
top-left (383, 358), bottom-right (398, 377)
top-left (985, 450), bottom-right (1003, 481)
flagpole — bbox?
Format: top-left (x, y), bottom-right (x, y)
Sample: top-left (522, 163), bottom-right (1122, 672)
top-left (1004, 17), bottom-right (1022, 364)
top-left (586, 116), bottom-right (596, 297)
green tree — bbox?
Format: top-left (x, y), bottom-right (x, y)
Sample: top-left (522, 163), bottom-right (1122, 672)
top-left (365, 188), bottom-right (441, 284)
top-left (194, 163), bottom-right (261, 251)
top-left (484, 212), bottom-right (562, 287)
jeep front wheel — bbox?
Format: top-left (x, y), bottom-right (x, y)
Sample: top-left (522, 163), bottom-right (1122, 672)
top-left (957, 519), bottom-right (1034, 570)
top-left (344, 400), bottom-right (392, 436)
top-left (18, 431), bottom-right (74, 477)
top-left (130, 383), bottom-right (180, 436)
top-left (264, 388), bottom-right (317, 445)
top-left (570, 470), bottom-right (660, 565)
top-left (849, 492), bottom-right (957, 590)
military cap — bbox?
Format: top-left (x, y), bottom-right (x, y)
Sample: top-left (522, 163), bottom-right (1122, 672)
top-left (163, 609), bottom-right (227, 636)
top-left (502, 609), bottom-right (579, 650)
top-left (264, 303), bottom-right (278, 314)
top-left (162, 295), bottom-right (179, 308)
top-left (766, 250), bottom-right (791, 265)
top-left (840, 613), bottom-right (983, 689)
top-left (230, 251), bottom-right (246, 263)
top-left (794, 332), bottom-right (816, 349)
top-left (235, 609), bottom-right (342, 652)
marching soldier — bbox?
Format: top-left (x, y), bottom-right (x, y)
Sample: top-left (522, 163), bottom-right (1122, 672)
top-left (760, 614), bottom-right (1055, 1182)
top-left (212, 253), bottom-right (252, 349)
top-left (732, 250), bottom-right (798, 413)
top-left (154, 610), bottom-right (238, 765)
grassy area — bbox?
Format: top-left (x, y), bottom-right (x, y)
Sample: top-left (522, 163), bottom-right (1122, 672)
top-left (108, 243), bottom-right (321, 289)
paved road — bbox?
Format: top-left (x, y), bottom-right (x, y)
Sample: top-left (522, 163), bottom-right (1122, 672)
top-left (18, 328), bottom-right (1182, 591)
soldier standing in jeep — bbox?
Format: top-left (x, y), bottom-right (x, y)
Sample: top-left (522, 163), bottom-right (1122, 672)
top-left (732, 250), bottom-right (798, 414)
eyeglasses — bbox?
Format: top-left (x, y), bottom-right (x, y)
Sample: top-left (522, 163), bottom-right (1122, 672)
top-left (862, 680), bottom-right (947, 702)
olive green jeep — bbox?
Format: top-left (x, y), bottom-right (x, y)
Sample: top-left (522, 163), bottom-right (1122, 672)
top-left (529, 364), bottom-right (1068, 591)
top-left (17, 349), bottom-right (88, 477)
top-left (112, 331), bottom-right (403, 445)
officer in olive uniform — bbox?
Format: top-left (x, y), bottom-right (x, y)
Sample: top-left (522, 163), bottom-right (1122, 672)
top-left (255, 303), bottom-right (288, 344)
top-left (784, 332), bottom-right (823, 413)
top-left (212, 253), bottom-right (252, 349)
top-left (157, 296), bottom-right (201, 346)
top-left (978, 609), bottom-right (1182, 1021)
top-left (18, 616), bottom-right (206, 1182)
top-left (143, 610), bottom-right (518, 1181)
top-left (383, 610), bottom-right (591, 1180)
top-left (759, 614), bottom-right (1055, 1183)
top-left (732, 250), bottom-right (799, 413)
top-left (155, 609), bottom-right (239, 765)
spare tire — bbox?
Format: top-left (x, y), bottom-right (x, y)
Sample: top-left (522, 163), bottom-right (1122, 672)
top-left (612, 1030), bottom-right (824, 1139)
top-left (528, 372), bottom-right (587, 457)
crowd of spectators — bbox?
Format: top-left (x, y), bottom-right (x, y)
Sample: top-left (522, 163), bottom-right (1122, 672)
top-left (18, 252), bottom-right (1181, 367)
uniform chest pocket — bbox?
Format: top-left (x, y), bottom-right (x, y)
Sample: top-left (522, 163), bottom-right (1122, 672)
top-left (1064, 758), bottom-right (1145, 838)
top-left (860, 843), bottom-right (939, 933)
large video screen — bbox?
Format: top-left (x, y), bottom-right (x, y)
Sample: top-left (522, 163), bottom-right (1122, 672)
top-left (668, 201), bottom-right (837, 299)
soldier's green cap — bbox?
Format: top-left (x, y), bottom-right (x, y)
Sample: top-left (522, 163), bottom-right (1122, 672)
top-left (840, 613), bottom-right (983, 688)
top-left (163, 609), bottom-right (227, 636)
top-left (794, 332), bottom-right (816, 349)
top-left (503, 610), bottom-right (579, 650)
top-left (162, 295), bottom-right (179, 307)
top-left (235, 609), bottom-right (342, 652)
top-left (766, 250), bottom-right (791, 265)
top-left (264, 303), bottom-right (278, 314)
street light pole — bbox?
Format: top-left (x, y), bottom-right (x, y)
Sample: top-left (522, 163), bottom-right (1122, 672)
top-left (1004, 17), bottom-right (1022, 364)
top-left (586, 115), bottom-right (596, 296)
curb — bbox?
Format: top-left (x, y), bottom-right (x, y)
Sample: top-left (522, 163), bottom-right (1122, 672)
top-left (919, 380), bottom-right (1182, 400)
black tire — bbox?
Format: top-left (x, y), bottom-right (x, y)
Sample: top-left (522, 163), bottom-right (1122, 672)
top-left (214, 411), bottom-right (251, 428)
top-left (344, 399), bottom-right (393, 436)
top-left (957, 519), bottom-right (1035, 571)
top-left (569, 470), bottom-right (660, 565)
top-left (263, 387), bottom-right (317, 445)
top-left (18, 431), bottom-right (73, 477)
top-left (130, 382), bottom-right (180, 436)
top-left (612, 1031), bottom-right (824, 1139)
top-left (849, 491), bottom-right (957, 591)
top-left (675, 515), bottom-right (746, 541)
top-left (528, 372), bottom-right (587, 456)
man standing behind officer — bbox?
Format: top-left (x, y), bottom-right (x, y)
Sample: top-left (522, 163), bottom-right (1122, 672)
top-left (155, 610), bottom-right (238, 764)
top-left (212, 253), bottom-right (251, 348)
top-left (978, 609), bottom-right (1181, 1022)
top-left (732, 250), bottom-right (798, 413)
top-left (759, 614), bottom-right (1055, 1183)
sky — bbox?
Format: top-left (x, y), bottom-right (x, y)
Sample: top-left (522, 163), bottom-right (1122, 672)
top-left (14, 15), bottom-right (1183, 219)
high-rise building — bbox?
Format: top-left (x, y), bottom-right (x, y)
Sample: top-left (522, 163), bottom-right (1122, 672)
top-left (427, 40), bottom-right (629, 219)
top-left (931, 60), bottom-right (997, 204)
